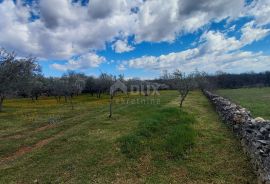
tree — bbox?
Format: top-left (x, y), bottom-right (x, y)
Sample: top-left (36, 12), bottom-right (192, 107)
top-left (85, 76), bottom-right (96, 96)
top-left (51, 78), bottom-right (66, 102)
top-left (0, 49), bottom-right (40, 111)
top-left (108, 75), bottom-right (127, 118)
top-left (109, 86), bottom-right (115, 118)
top-left (173, 71), bottom-right (195, 108)
top-left (60, 71), bottom-right (86, 109)
top-left (30, 75), bottom-right (46, 100)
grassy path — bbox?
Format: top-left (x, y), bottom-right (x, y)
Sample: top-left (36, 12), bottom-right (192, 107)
top-left (181, 91), bottom-right (257, 183)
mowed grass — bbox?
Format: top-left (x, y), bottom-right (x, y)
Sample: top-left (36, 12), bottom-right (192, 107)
top-left (217, 87), bottom-right (270, 119)
top-left (0, 91), bottom-right (256, 183)
top-left (182, 91), bottom-right (256, 183)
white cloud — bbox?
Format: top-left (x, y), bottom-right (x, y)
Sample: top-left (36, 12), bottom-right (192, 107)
top-left (247, 0), bottom-right (270, 26)
top-left (0, 0), bottom-right (270, 75)
top-left (112, 40), bottom-right (134, 53)
top-left (51, 53), bottom-right (106, 71)
top-left (240, 21), bottom-right (270, 44)
top-left (134, 0), bottom-right (245, 43)
top-left (0, 0), bottom-right (248, 59)
top-left (199, 31), bottom-right (242, 54)
top-left (125, 27), bottom-right (270, 73)
top-left (117, 64), bottom-right (127, 71)
top-left (0, 0), bottom-right (138, 59)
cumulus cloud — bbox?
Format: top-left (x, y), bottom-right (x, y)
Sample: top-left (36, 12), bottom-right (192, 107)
top-left (125, 25), bottom-right (270, 73)
top-left (134, 0), bottom-right (245, 43)
top-left (240, 21), bottom-right (270, 44)
top-left (0, 0), bottom-right (248, 59)
top-left (0, 0), bottom-right (270, 73)
top-left (247, 0), bottom-right (270, 26)
top-left (112, 40), bottom-right (134, 53)
top-left (51, 53), bottom-right (106, 71)
top-left (0, 0), bottom-right (138, 59)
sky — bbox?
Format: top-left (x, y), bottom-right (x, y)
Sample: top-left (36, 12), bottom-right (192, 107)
top-left (0, 0), bottom-right (270, 79)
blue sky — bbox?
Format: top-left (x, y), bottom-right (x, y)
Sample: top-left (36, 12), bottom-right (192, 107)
top-left (0, 0), bottom-right (270, 79)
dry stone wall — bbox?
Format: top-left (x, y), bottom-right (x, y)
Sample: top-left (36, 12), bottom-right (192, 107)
top-left (203, 90), bottom-right (270, 184)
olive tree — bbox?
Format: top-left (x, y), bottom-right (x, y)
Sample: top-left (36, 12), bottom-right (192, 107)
top-left (0, 49), bottom-right (40, 111)
top-left (29, 75), bottom-right (46, 100)
top-left (173, 71), bottom-right (196, 108)
top-left (50, 78), bottom-right (66, 102)
top-left (61, 71), bottom-right (86, 109)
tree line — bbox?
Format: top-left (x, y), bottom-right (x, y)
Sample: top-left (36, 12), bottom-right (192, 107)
top-left (208, 71), bottom-right (270, 89)
top-left (0, 49), bottom-right (168, 112)
top-left (1, 48), bottom-right (269, 112)
top-left (156, 70), bottom-right (270, 90)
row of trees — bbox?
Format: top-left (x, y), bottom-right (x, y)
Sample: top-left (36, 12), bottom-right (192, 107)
top-left (157, 70), bottom-right (270, 90)
top-left (0, 49), bottom-right (169, 112)
top-left (0, 49), bottom-right (90, 111)
top-left (1, 48), bottom-right (270, 112)
top-left (208, 71), bottom-right (270, 89)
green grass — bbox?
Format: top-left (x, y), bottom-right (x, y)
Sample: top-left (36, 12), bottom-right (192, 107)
top-left (182, 91), bottom-right (257, 183)
top-left (0, 91), bottom-right (257, 183)
top-left (217, 87), bottom-right (270, 119)
top-left (118, 108), bottom-right (196, 159)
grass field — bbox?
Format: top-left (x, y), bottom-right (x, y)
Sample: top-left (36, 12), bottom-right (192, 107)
top-left (0, 91), bottom-right (256, 183)
top-left (217, 87), bottom-right (270, 120)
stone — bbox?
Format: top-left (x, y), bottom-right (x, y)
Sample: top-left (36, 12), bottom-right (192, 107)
top-left (255, 117), bottom-right (265, 123)
top-left (260, 127), bottom-right (268, 135)
top-left (258, 140), bottom-right (268, 145)
top-left (265, 124), bottom-right (270, 130)
top-left (251, 119), bottom-right (257, 124)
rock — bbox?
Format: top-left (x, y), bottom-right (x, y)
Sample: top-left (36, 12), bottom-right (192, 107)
top-left (258, 140), bottom-right (268, 145)
top-left (265, 124), bottom-right (270, 130)
top-left (260, 127), bottom-right (268, 135)
top-left (255, 117), bottom-right (265, 123)
top-left (251, 119), bottom-right (257, 124)
top-left (246, 128), bottom-right (253, 133)
top-left (233, 124), bottom-right (240, 130)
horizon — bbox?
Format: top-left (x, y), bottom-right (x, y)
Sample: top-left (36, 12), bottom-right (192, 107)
top-left (0, 0), bottom-right (270, 79)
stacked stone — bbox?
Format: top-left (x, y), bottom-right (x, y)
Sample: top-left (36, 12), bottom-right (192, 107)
top-left (203, 90), bottom-right (270, 184)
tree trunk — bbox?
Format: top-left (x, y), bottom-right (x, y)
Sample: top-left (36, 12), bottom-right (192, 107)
top-left (70, 96), bottom-right (74, 110)
top-left (0, 97), bottom-right (4, 112)
top-left (180, 98), bottom-right (184, 108)
top-left (109, 95), bottom-right (113, 118)
top-left (179, 91), bottom-right (189, 108)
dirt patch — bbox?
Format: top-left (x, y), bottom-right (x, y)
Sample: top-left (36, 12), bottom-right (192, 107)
top-left (0, 124), bottom-right (56, 140)
top-left (34, 124), bottom-right (55, 133)
top-left (0, 131), bottom-right (64, 164)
